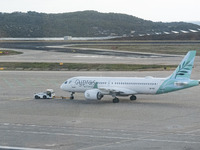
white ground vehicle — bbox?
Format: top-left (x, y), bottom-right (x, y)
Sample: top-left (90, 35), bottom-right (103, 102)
top-left (34, 89), bottom-right (55, 99)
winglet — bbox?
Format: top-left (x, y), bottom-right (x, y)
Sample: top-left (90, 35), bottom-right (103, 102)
top-left (169, 51), bottom-right (196, 79)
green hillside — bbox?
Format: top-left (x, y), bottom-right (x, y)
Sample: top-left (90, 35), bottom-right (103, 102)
top-left (0, 11), bottom-right (199, 37)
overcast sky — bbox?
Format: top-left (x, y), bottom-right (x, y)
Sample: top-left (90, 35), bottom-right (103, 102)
top-left (1, 0), bottom-right (200, 22)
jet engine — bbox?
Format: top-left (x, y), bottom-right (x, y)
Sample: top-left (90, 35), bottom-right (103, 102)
top-left (84, 89), bottom-right (103, 100)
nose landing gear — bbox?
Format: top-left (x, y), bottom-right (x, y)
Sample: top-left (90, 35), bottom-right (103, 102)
top-left (70, 92), bottom-right (75, 100)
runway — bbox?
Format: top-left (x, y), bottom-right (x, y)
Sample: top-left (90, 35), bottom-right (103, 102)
top-left (0, 48), bottom-right (182, 65)
top-left (1, 41), bottom-right (200, 67)
top-left (0, 41), bottom-right (190, 65)
top-left (0, 71), bottom-right (200, 149)
top-left (0, 41), bottom-right (175, 58)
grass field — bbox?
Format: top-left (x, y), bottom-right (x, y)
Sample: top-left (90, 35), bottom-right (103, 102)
top-left (0, 62), bottom-right (176, 71)
top-left (69, 41), bottom-right (200, 55)
top-left (0, 50), bottom-right (22, 56)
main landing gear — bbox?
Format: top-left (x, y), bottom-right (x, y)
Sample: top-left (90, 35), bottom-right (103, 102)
top-left (70, 92), bottom-right (75, 100)
top-left (113, 97), bottom-right (119, 103)
top-left (112, 95), bottom-right (137, 103)
top-left (130, 95), bottom-right (137, 101)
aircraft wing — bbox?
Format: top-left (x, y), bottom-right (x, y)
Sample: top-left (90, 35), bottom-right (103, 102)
top-left (99, 87), bottom-right (137, 95)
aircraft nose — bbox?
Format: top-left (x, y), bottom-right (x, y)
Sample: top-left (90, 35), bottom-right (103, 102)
top-left (60, 83), bottom-right (65, 90)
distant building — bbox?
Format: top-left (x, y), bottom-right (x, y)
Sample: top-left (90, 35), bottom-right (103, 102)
top-left (172, 31), bottom-right (179, 34)
top-left (64, 36), bottom-right (72, 40)
top-left (164, 32), bottom-right (170, 34)
top-left (180, 30), bottom-right (189, 33)
top-left (189, 29), bottom-right (198, 33)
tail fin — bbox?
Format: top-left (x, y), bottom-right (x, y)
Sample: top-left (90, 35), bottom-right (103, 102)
top-left (169, 51), bottom-right (196, 80)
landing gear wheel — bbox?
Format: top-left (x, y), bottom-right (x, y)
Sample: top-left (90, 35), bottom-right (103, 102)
top-left (130, 95), bottom-right (137, 101)
top-left (70, 92), bottom-right (75, 100)
top-left (43, 95), bottom-right (47, 99)
top-left (113, 97), bottom-right (119, 103)
top-left (70, 96), bottom-right (74, 100)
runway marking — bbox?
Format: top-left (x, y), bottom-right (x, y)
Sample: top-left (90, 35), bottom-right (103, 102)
top-left (1, 78), bottom-right (37, 89)
top-left (26, 78), bottom-right (46, 87)
top-left (2, 128), bottom-right (200, 144)
top-left (1, 123), bottom-right (200, 149)
top-left (3, 78), bottom-right (14, 88)
top-left (139, 138), bottom-right (200, 144)
top-left (48, 79), bottom-right (62, 86)
top-left (26, 78), bottom-right (37, 86)
top-left (11, 97), bottom-right (31, 101)
top-left (79, 139), bottom-right (133, 150)
top-left (36, 78), bottom-right (46, 86)
top-left (1, 122), bottom-right (200, 137)
top-left (186, 128), bottom-right (200, 134)
top-left (0, 146), bottom-right (49, 150)
top-left (14, 78), bottom-right (25, 87)
top-left (80, 135), bottom-right (200, 150)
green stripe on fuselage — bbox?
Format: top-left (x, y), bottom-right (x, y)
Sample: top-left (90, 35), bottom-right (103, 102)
top-left (156, 79), bottom-right (199, 94)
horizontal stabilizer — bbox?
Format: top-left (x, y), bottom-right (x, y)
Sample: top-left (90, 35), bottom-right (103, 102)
top-left (174, 82), bottom-right (188, 86)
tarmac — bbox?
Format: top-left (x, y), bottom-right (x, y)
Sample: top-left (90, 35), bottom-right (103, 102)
top-left (0, 70), bottom-right (200, 150)
top-left (1, 41), bottom-right (200, 149)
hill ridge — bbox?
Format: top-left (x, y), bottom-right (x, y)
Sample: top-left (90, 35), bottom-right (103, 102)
top-left (0, 10), bottom-right (199, 38)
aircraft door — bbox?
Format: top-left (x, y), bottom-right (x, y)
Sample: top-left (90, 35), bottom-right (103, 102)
top-left (70, 78), bottom-right (77, 88)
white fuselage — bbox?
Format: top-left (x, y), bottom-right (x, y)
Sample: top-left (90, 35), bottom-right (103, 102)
top-left (60, 76), bottom-right (166, 95)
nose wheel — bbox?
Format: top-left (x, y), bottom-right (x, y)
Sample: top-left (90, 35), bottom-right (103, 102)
top-left (70, 92), bottom-right (75, 100)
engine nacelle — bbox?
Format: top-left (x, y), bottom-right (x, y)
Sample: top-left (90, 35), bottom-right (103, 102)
top-left (84, 89), bottom-right (103, 100)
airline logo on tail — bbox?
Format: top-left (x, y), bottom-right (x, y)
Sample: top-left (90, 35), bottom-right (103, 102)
top-left (156, 51), bottom-right (199, 94)
top-left (170, 51), bottom-right (196, 79)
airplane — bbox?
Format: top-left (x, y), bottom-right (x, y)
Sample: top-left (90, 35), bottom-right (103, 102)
top-left (60, 51), bottom-right (200, 103)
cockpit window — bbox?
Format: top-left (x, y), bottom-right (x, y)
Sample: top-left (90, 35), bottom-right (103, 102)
top-left (64, 81), bottom-right (68, 84)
